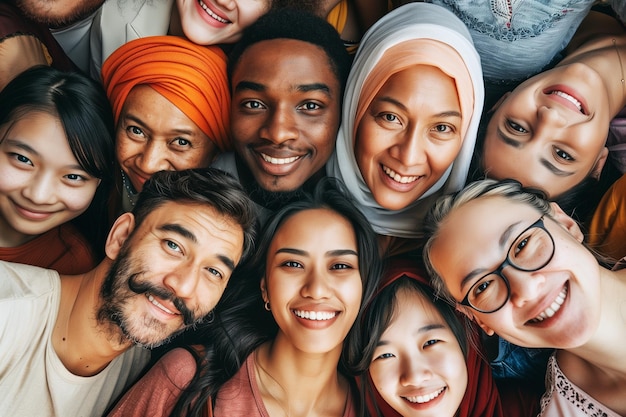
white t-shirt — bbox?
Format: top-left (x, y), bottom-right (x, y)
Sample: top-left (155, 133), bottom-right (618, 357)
top-left (0, 261), bottom-right (150, 417)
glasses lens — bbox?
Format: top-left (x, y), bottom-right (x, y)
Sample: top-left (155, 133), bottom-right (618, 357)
top-left (468, 274), bottom-right (508, 312)
top-left (507, 226), bottom-right (553, 271)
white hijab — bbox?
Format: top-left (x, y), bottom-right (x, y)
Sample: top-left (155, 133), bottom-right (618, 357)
top-left (327, 2), bottom-right (484, 238)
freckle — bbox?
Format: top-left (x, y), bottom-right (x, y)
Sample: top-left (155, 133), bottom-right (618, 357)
top-left (62, 337), bottom-right (66, 341)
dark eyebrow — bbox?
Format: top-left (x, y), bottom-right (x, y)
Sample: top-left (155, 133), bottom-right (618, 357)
top-left (234, 80), bottom-right (264, 93)
top-left (297, 83), bottom-right (331, 96)
top-left (159, 223), bottom-right (197, 243)
top-left (159, 223), bottom-right (237, 271)
top-left (539, 158), bottom-right (574, 177)
top-left (275, 248), bottom-right (358, 257)
top-left (376, 324), bottom-right (446, 347)
top-left (496, 127), bottom-right (523, 148)
top-left (459, 221), bottom-right (521, 289)
top-left (377, 96), bottom-right (461, 118)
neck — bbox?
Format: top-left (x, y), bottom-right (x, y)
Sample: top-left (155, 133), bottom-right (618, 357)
top-left (255, 337), bottom-right (348, 417)
top-left (54, 258), bottom-right (133, 376)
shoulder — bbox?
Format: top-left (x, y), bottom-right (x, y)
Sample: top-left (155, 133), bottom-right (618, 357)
top-left (0, 261), bottom-right (59, 299)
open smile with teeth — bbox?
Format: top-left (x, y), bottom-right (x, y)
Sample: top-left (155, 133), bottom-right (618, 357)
top-left (261, 153), bottom-right (301, 165)
top-left (382, 165), bottom-right (420, 184)
top-left (529, 285), bottom-right (568, 323)
top-left (549, 90), bottom-right (584, 113)
top-left (293, 310), bottom-right (337, 321)
top-left (147, 293), bottom-right (177, 315)
top-left (198, 0), bottom-right (230, 23)
top-left (403, 387), bottom-right (445, 404)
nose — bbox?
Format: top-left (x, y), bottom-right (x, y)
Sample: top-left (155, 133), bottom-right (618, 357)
top-left (504, 266), bottom-right (546, 308)
top-left (163, 265), bottom-right (200, 300)
top-left (536, 105), bottom-right (567, 133)
top-left (390, 128), bottom-right (427, 167)
top-left (399, 355), bottom-right (432, 386)
top-left (260, 106), bottom-right (298, 145)
top-left (136, 141), bottom-right (170, 174)
top-left (22, 171), bottom-right (57, 205)
top-left (300, 269), bottom-right (332, 300)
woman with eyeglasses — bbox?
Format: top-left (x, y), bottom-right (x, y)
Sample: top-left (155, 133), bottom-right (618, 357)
top-left (421, 178), bottom-right (626, 416)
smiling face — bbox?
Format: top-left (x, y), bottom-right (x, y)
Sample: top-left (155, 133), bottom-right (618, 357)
top-left (116, 85), bottom-right (217, 192)
top-left (482, 63), bottom-right (612, 199)
top-left (369, 288), bottom-right (467, 417)
top-left (175, 0), bottom-right (270, 45)
top-left (261, 208), bottom-right (362, 355)
top-left (356, 65), bottom-right (462, 211)
top-left (100, 200), bottom-right (244, 348)
top-left (0, 111), bottom-right (99, 247)
top-left (230, 39), bottom-right (342, 192)
top-left (428, 195), bottom-right (602, 349)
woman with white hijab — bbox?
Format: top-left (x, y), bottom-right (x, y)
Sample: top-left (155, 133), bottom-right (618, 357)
top-left (327, 2), bottom-right (484, 256)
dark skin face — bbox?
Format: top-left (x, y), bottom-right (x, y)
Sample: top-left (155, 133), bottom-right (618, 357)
top-left (230, 38), bottom-right (341, 192)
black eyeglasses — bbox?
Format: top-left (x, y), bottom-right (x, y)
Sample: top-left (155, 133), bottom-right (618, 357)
top-left (459, 216), bottom-right (555, 313)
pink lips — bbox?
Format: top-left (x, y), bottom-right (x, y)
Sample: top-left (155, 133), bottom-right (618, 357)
top-left (14, 203), bottom-right (55, 220)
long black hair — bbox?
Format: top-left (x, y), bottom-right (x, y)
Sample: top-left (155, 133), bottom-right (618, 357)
top-left (0, 66), bottom-right (115, 256)
top-left (169, 178), bottom-right (382, 417)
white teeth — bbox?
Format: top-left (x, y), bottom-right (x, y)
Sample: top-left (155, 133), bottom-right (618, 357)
top-left (531, 285), bottom-right (567, 323)
top-left (293, 310), bottom-right (337, 321)
top-left (551, 90), bottom-right (583, 113)
top-left (404, 387), bottom-right (445, 404)
top-left (198, 0), bottom-right (229, 23)
top-left (382, 165), bottom-right (419, 184)
top-left (261, 153), bottom-right (300, 165)
top-left (147, 293), bottom-right (176, 315)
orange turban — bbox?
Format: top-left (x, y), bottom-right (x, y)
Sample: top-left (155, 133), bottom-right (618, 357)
top-left (101, 35), bottom-right (231, 151)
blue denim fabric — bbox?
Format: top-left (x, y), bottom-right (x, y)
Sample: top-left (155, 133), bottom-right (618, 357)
top-left (490, 336), bottom-right (553, 385)
top-left (428, 0), bottom-right (595, 82)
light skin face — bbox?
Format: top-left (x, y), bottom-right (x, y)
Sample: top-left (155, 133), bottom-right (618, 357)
top-left (483, 63), bottom-right (611, 199)
top-left (261, 208), bottom-right (363, 355)
top-left (117, 85), bottom-right (217, 193)
top-left (174, 0), bottom-right (270, 45)
top-left (13, 0), bottom-right (105, 27)
top-left (428, 196), bottom-right (602, 349)
top-left (101, 200), bottom-right (244, 348)
top-left (370, 288), bottom-right (468, 417)
top-left (0, 111), bottom-right (99, 247)
top-left (231, 39), bottom-right (342, 192)
top-left (356, 65), bottom-right (462, 211)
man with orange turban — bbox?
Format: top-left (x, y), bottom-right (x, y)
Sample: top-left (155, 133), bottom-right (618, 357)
top-left (101, 35), bottom-right (230, 213)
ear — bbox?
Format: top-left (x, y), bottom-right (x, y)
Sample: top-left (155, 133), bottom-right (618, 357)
top-left (549, 202), bottom-right (584, 243)
top-left (589, 147), bottom-right (609, 180)
top-left (472, 315), bottom-right (496, 336)
top-left (104, 212), bottom-right (135, 260)
top-left (260, 276), bottom-right (268, 304)
top-left (489, 91), bottom-right (511, 112)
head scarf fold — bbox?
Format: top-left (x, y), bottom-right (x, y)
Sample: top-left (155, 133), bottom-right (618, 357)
top-left (369, 257), bottom-right (503, 417)
top-left (326, 3), bottom-right (484, 238)
top-left (101, 35), bottom-right (231, 151)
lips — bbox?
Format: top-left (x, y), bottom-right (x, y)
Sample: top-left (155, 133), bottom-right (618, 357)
top-left (293, 309), bottom-right (337, 321)
top-left (382, 165), bottom-right (421, 184)
top-left (403, 387), bottom-right (446, 404)
top-left (197, 0), bottom-right (231, 24)
top-left (528, 284), bottom-right (568, 324)
top-left (146, 293), bottom-right (180, 316)
top-left (544, 86), bottom-right (588, 115)
top-left (13, 201), bottom-right (56, 220)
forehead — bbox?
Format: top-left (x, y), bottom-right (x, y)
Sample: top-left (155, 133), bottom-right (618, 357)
top-left (270, 208), bottom-right (356, 249)
top-left (137, 200), bottom-right (244, 253)
top-left (232, 38), bottom-right (339, 88)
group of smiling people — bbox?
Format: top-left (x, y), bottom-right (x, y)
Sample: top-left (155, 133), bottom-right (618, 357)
top-left (1, 0), bottom-right (626, 416)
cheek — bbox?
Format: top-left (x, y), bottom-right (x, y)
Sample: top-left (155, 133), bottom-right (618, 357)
top-left (116, 135), bottom-right (141, 164)
top-left (60, 184), bottom-right (99, 212)
top-left (369, 365), bottom-right (397, 396)
top-left (427, 142), bottom-right (462, 175)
